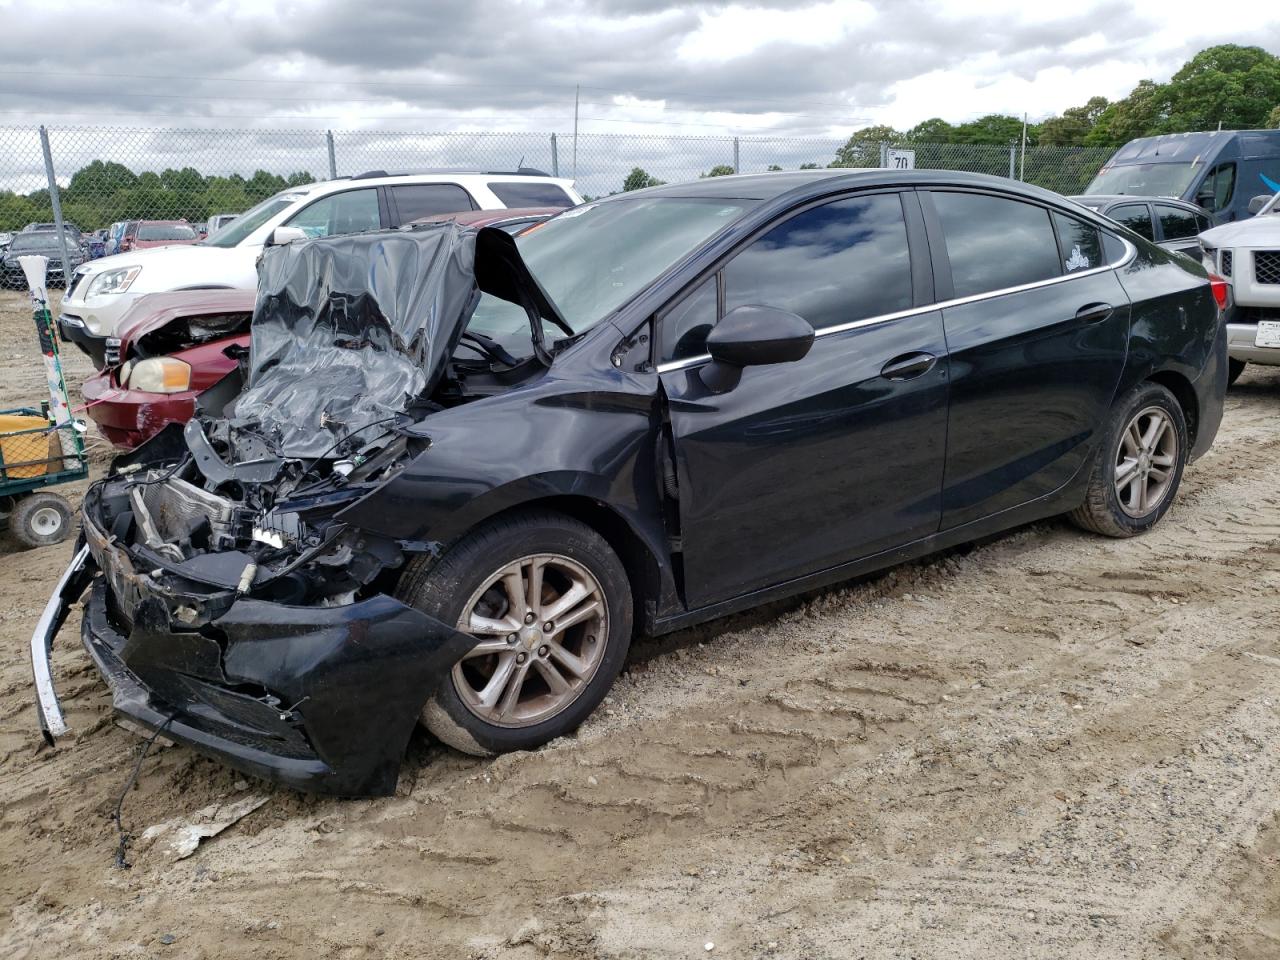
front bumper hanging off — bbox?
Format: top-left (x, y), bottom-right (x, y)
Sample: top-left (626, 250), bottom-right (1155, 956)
top-left (31, 537), bottom-right (473, 797)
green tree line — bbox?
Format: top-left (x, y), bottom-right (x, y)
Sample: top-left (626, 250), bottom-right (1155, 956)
top-left (621, 44), bottom-right (1280, 194)
top-left (0, 161), bottom-right (316, 232)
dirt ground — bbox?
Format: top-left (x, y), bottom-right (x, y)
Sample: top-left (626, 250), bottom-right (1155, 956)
top-left (0, 287), bottom-right (1277, 960)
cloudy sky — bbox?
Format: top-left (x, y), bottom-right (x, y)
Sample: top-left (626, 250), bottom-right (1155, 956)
top-left (0, 0), bottom-right (1277, 197)
top-left (3, 0), bottom-right (1278, 135)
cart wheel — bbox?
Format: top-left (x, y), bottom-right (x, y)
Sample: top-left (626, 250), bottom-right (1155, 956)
top-left (11, 493), bottom-right (74, 549)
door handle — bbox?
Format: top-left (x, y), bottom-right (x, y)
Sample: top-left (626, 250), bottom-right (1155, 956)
top-left (880, 351), bottom-right (937, 380)
top-left (1075, 302), bottom-right (1114, 324)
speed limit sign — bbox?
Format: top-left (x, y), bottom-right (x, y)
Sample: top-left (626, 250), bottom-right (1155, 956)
top-left (886, 149), bottom-right (915, 170)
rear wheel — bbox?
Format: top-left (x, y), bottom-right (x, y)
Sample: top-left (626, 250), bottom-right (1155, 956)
top-left (1069, 382), bottom-right (1187, 538)
top-left (1227, 358), bottom-right (1246, 386)
top-left (397, 511), bottom-right (633, 756)
top-left (10, 492), bottom-right (74, 548)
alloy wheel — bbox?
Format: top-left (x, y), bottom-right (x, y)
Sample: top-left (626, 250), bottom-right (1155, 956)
top-left (453, 553), bottom-right (609, 728)
top-left (1114, 405), bottom-right (1178, 518)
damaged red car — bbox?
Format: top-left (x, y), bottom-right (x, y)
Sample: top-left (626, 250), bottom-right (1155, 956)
top-left (32, 171), bottom-right (1226, 797)
top-left (83, 290), bottom-right (254, 449)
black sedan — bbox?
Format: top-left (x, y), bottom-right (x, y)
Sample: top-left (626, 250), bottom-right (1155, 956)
top-left (33, 170), bottom-right (1226, 795)
top-left (1070, 194), bottom-right (1213, 259)
top-left (1, 230), bottom-right (86, 288)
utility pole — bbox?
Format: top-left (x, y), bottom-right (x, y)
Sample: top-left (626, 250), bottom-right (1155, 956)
top-left (572, 85), bottom-right (580, 180)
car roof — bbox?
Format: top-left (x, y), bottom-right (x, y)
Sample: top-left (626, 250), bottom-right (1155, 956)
top-left (1069, 195), bottom-right (1211, 214)
top-left (615, 168), bottom-right (1079, 204)
top-left (293, 171), bottom-right (578, 197)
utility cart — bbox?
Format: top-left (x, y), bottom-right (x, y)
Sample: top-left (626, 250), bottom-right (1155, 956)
top-left (0, 405), bottom-right (87, 548)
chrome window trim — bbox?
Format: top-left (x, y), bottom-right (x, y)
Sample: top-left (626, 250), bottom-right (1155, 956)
top-left (656, 235), bottom-right (1137, 374)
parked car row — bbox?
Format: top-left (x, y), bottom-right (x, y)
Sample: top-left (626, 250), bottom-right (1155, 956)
top-left (32, 166), bottom-right (1227, 797)
top-left (57, 169), bottom-right (580, 360)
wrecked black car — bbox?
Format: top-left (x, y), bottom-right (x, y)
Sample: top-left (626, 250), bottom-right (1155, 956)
top-left (33, 170), bottom-right (1226, 796)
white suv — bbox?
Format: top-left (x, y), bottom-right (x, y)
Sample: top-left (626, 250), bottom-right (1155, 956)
top-left (1200, 190), bottom-right (1280, 383)
top-left (59, 170), bottom-right (581, 364)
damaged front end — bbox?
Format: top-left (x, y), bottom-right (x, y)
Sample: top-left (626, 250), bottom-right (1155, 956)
top-left (33, 225), bottom-right (498, 796)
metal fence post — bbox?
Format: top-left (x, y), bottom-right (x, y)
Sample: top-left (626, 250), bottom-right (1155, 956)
top-left (879, 141), bottom-right (888, 168)
top-left (550, 134), bottom-right (559, 177)
top-left (733, 137), bottom-right (740, 174)
top-left (326, 130), bottom-right (337, 179)
top-left (38, 126), bottom-right (74, 292)
top-left (1008, 143), bottom-right (1016, 179)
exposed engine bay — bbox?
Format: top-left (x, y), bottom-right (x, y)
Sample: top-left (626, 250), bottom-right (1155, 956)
top-left (87, 221), bottom-right (563, 624)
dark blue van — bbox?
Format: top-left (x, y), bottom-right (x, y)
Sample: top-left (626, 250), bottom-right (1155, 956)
top-left (1085, 130), bottom-right (1280, 224)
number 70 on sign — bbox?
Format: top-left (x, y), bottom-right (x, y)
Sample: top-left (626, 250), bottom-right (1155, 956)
top-left (886, 149), bottom-right (915, 170)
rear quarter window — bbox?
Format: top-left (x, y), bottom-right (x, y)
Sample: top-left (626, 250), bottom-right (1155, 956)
top-left (1051, 212), bottom-right (1103, 274)
top-left (487, 181), bottom-right (575, 208)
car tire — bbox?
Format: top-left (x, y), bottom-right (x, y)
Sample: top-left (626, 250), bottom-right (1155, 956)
top-left (1069, 381), bottom-right (1188, 539)
top-left (1227, 358), bottom-right (1246, 386)
top-left (10, 492), bottom-right (74, 549)
top-left (397, 510), bottom-right (633, 756)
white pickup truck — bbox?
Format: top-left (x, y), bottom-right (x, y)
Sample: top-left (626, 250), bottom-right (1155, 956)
top-left (1200, 192), bottom-right (1280, 383)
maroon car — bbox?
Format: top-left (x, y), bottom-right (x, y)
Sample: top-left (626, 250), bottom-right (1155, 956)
top-left (119, 220), bottom-right (201, 252)
top-left (83, 290), bottom-right (253, 449)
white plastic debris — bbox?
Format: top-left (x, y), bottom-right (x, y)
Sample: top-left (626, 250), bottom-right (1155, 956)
top-left (141, 795), bottom-right (269, 861)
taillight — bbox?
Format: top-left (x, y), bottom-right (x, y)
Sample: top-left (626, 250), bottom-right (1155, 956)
top-left (1209, 274), bottom-right (1228, 311)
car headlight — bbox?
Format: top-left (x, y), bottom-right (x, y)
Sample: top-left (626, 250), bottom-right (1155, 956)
top-left (125, 357), bottom-right (191, 393)
top-left (85, 265), bottom-right (141, 298)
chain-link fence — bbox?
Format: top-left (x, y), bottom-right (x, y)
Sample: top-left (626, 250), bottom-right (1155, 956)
top-left (0, 124), bottom-right (1117, 236)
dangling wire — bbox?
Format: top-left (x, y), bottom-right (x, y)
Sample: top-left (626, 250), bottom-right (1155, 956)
top-left (111, 714), bottom-right (176, 869)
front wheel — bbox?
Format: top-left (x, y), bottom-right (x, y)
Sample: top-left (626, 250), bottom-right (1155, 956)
top-left (1069, 382), bottom-right (1187, 538)
top-left (397, 511), bottom-right (633, 756)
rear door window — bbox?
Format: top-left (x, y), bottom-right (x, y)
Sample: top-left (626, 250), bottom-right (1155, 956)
top-left (287, 188), bottom-right (381, 239)
top-left (1108, 203), bottom-right (1155, 241)
top-left (1155, 203), bottom-right (1200, 241)
top-left (390, 183), bottom-right (476, 223)
top-left (931, 192), bottom-right (1060, 297)
top-left (487, 181), bottom-right (575, 208)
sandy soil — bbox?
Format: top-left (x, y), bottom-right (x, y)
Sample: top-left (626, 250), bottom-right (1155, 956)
top-left (0, 288), bottom-right (1277, 959)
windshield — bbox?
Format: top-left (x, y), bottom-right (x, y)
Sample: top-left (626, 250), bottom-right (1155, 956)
top-left (203, 193), bottom-right (304, 247)
top-left (464, 197), bottom-right (751, 355)
top-left (9, 234), bottom-right (63, 252)
top-left (138, 223), bottom-right (197, 241)
top-left (1086, 162), bottom-right (1203, 198)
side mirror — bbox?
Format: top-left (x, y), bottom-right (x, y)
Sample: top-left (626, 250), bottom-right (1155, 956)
top-left (266, 226), bottom-right (308, 246)
top-left (1248, 194), bottom-right (1273, 216)
top-left (700, 304), bottom-right (814, 394)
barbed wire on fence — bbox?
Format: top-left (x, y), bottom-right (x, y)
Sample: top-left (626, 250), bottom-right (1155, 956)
top-left (0, 124), bottom-right (1117, 233)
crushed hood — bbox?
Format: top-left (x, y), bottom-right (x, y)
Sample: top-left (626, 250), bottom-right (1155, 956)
top-left (225, 224), bottom-right (480, 458)
top-left (115, 289), bottom-right (256, 356)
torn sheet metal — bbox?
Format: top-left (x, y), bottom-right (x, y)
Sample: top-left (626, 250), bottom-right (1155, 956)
top-left (227, 224), bottom-right (479, 458)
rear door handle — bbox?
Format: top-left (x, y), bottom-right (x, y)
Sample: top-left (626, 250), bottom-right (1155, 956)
top-left (1075, 302), bottom-right (1114, 324)
top-left (880, 351), bottom-right (937, 380)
